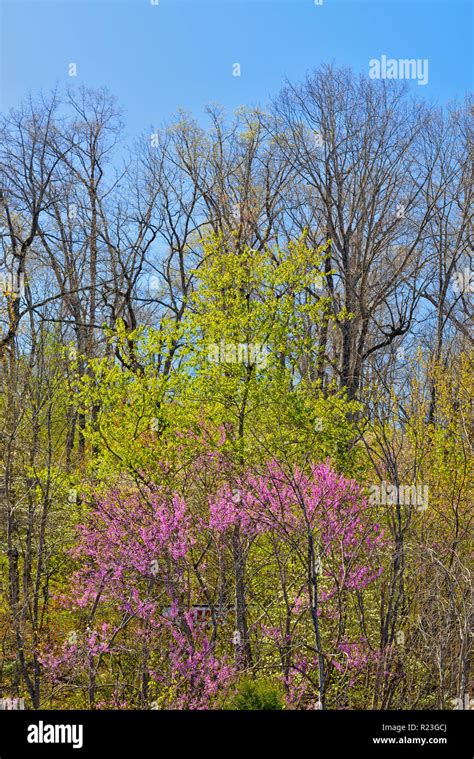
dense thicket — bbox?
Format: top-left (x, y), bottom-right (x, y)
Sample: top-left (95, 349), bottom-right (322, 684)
top-left (0, 66), bottom-right (471, 710)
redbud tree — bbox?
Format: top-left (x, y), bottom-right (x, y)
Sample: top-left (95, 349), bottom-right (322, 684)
top-left (40, 458), bottom-right (386, 709)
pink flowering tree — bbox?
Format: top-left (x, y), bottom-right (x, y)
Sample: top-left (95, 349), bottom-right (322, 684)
top-left (209, 460), bottom-right (387, 708)
top-left (40, 459), bottom-right (386, 709)
top-left (40, 486), bottom-right (234, 709)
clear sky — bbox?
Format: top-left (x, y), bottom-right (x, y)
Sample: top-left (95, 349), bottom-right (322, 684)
top-left (1, 0), bottom-right (472, 140)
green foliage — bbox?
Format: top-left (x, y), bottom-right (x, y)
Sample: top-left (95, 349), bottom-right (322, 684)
top-left (223, 677), bottom-right (285, 710)
top-left (71, 234), bottom-right (358, 487)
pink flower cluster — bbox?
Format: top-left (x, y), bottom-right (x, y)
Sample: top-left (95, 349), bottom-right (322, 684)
top-left (39, 460), bottom-right (387, 708)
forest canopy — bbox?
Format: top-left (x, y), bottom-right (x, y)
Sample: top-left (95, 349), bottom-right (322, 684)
top-left (0, 65), bottom-right (472, 711)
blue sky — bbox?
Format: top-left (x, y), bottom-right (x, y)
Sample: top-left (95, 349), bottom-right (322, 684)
top-left (1, 0), bottom-right (472, 141)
